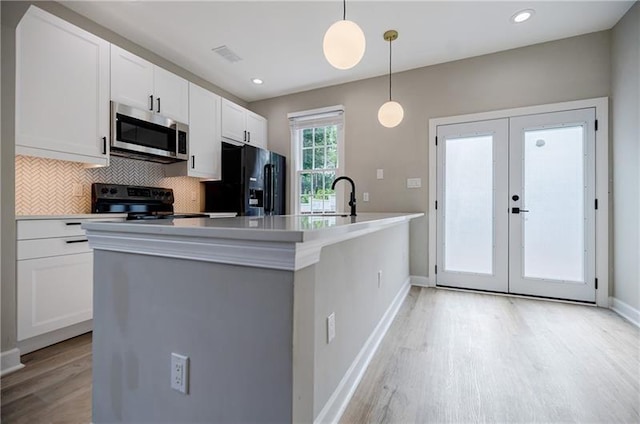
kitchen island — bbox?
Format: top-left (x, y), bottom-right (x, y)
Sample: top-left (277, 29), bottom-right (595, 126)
top-left (84, 212), bottom-right (422, 423)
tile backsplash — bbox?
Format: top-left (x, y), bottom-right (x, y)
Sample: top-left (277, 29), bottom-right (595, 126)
top-left (16, 155), bottom-right (202, 215)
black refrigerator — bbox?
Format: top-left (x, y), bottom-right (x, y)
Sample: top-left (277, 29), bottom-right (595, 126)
top-left (204, 142), bottom-right (286, 216)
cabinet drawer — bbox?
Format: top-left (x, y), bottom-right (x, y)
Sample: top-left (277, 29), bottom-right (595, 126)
top-left (18, 219), bottom-right (88, 240)
top-left (17, 218), bottom-right (122, 240)
top-left (17, 252), bottom-right (93, 341)
top-left (18, 237), bottom-right (92, 260)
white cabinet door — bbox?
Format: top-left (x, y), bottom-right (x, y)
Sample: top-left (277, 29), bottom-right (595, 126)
top-left (188, 83), bottom-right (221, 179)
top-left (17, 253), bottom-right (93, 341)
top-left (154, 66), bottom-right (189, 123)
top-left (16, 6), bottom-right (109, 165)
top-left (246, 111), bottom-right (268, 149)
top-left (110, 44), bottom-right (154, 111)
top-left (221, 98), bottom-right (248, 143)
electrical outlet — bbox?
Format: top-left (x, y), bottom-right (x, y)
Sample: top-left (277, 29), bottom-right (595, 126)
top-left (377, 270), bottom-right (383, 288)
top-left (171, 353), bottom-right (189, 394)
top-left (327, 313), bottom-right (336, 344)
top-left (407, 178), bottom-right (422, 188)
top-left (363, 192), bottom-right (369, 202)
top-left (72, 183), bottom-right (83, 197)
top-left (376, 169), bottom-right (384, 180)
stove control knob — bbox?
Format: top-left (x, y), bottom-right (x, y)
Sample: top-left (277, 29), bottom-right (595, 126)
top-left (110, 188), bottom-right (117, 194)
top-left (101, 187), bottom-right (109, 194)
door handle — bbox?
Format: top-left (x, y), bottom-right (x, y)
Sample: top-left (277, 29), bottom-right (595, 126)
top-left (511, 207), bottom-right (530, 214)
top-left (191, 155), bottom-right (195, 169)
top-left (244, 130), bottom-right (247, 142)
top-left (102, 136), bottom-right (107, 154)
top-left (149, 95), bottom-right (154, 111)
top-left (157, 97), bottom-right (161, 113)
top-left (248, 132), bottom-right (251, 143)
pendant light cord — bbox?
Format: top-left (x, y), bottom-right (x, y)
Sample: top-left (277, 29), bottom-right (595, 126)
top-left (388, 38), bottom-right (392, 101)
top-left (343, 0), bottom-right (346, 20)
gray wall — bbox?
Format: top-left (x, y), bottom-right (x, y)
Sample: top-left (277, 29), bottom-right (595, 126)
top-left (249, 31), bottom-right (611, 278)
top-left (611, 2), bottom-right (640, 310)
top-left (311, 222), bottom-right (409, 418)
top-left (1, 1), bottom-right (19, 354)
top-left (0, 0), bottom-right (248, 356)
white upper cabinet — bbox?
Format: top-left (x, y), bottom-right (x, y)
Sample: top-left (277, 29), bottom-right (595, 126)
top-left (15, 6), bottom-right (110, 166)
top-left (110, 45), bottom-right (154, 112)
top-left (165, 83), bottom-right (221, 179)
top-left (111, 44), bottom-right (189, 123)
top-left (246, 111), bottom-right (268, 149)
top-left (221, 98), bottom-right (268, 149)
top-left (154, 67), bottom-right (189, 124)
top-left (221, 99), bottom-right (247, 142)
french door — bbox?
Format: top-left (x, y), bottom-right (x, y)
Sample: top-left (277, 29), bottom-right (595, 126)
top-left (436, 108), bottom-right (596, 302)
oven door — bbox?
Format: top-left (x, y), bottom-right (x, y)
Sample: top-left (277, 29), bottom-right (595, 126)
top-left (111, 102), bottom-right (188, 161)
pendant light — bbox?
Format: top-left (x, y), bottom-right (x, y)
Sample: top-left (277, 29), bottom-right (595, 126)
top-left (323, 0), bottom-right (366, 70)
top-left (378, 30), bottom-right (404, 128)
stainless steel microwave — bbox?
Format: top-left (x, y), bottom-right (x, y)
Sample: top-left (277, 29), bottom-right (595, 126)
top-left (110, 102), bottom-right (188, 164)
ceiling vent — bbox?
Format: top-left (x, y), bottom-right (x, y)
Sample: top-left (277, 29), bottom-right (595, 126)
top-left (211, 45), bottom-right (242, 63)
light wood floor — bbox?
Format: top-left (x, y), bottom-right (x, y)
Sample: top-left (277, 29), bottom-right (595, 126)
top-left (1, 332), bottom-right (92, 424)
top-left (341, 287), bottom-right (640, 423)
top-left (1, 288), bottom-right (638, 423)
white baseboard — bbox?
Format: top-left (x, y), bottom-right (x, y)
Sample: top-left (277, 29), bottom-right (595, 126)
top-left (313, 277), bottom-right (411, 424)
top-left (410, 275), bottom-right (433, 287)
top-left (17, 319), bottom-right (92, 355)
top-left (1, 348), bottom-right (24, 377)
top-left (609, 297), bottom-right (640, 328)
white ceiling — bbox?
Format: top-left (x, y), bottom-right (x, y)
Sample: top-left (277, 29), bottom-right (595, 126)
top-left (64, 1), bottom-right (634, 103)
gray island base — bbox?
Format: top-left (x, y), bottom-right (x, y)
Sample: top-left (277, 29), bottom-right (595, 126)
top-left (84, 213), bottom-right (423, 423)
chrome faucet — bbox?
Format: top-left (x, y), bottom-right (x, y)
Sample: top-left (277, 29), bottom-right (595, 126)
top-left (331, 176), bottom-right (356, 216)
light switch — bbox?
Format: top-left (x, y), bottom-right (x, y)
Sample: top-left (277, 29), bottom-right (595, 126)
top-left (363, 192), bottom-right (369, 202)
top-left (407, 178), bottom-right (422, 188)
top-left (376, 169), bottom-right (384, 180)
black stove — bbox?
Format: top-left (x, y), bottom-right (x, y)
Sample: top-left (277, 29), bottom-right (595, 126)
top-left (91, 183), bottom-right (208, 220)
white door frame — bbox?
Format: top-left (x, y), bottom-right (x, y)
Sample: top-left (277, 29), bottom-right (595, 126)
top-left (428, 97), bottom-right (609, 307)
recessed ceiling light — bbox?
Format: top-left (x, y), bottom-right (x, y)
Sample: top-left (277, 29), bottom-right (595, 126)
top-left (511, 9), bottom-right (535, 24)
top-left (252, 78), bottom-right (263, 85)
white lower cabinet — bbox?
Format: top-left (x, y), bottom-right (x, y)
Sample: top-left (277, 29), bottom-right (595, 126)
top-left (18, 253), bottom-right (93, 341)
top-left (16, 217), bottom-right (122, 345)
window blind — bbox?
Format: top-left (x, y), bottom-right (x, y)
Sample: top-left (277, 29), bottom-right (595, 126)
top-left (288, 107), bottom-right (344, 130)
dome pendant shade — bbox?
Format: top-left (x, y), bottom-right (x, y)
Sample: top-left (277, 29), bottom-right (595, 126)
top-left (378, 101), bottom-right (404, 128)
top-left (323, 20), bottom-right (366, 70)
top-left (378, 29), bottom-right (403, 128)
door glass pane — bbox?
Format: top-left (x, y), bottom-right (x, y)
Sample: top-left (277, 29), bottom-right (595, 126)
top-left (523, 126), bottom-right (584, 282)
top-left (444, 135), bottom-right (494, 274)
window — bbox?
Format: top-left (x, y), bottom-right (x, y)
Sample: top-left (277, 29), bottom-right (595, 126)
top-left (289, 106), bottom-right (344, 214)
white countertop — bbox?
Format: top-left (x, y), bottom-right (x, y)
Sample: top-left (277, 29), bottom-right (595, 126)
top-left (16, 213), bottom-right (128, 220)
top-left (17, 213), bottom-right (235, 221)
top-left (83, 213), bottom-right (423, 243)
top-left (84, 213), bottom-right (424, 271)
